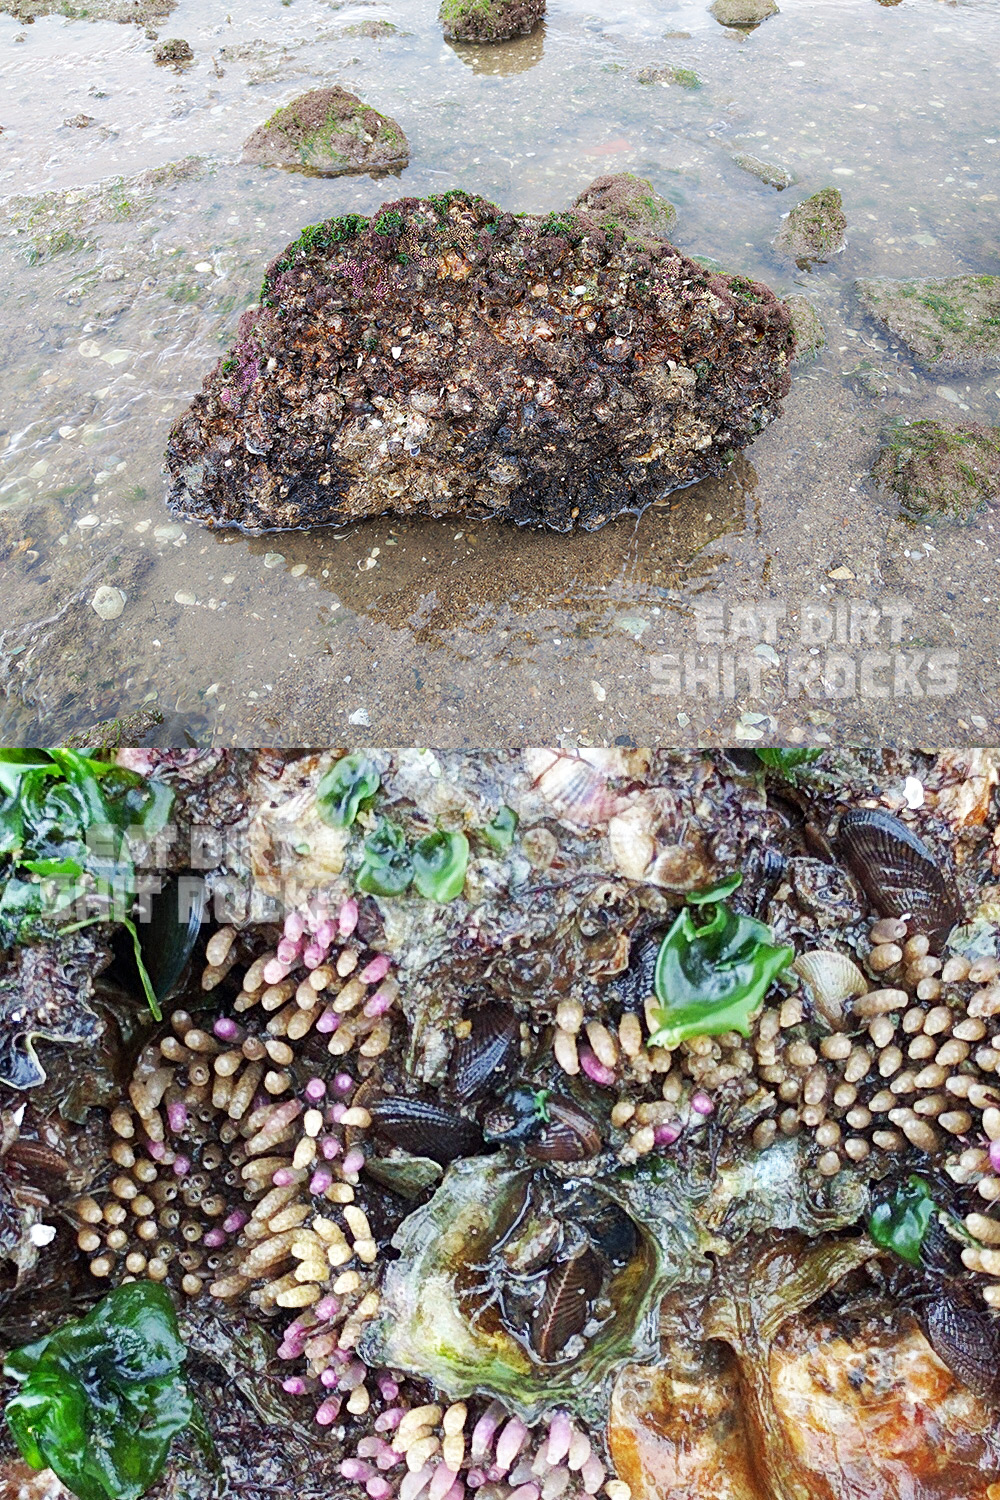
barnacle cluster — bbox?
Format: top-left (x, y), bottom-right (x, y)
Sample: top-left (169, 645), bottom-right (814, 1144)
top-left (16, 747), bottom-right (997, 1499)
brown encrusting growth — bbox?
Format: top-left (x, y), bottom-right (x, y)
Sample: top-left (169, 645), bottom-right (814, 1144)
top-left (165, 184), bottom-right (794, 533)
top-left (439, 0), bottom-right (545, 44)
top-left (241, 88), bottom-right (409, 176)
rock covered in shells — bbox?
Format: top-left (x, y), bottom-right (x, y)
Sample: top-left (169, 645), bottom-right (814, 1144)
top-left (165, 183), bottom-right (794, 533)
top-left (241, 88), bottom-right (409, 176)
top-left (439, 0), bottom-right (545, 43)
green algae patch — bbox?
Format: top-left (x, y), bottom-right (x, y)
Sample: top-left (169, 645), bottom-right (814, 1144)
top-left (439, 0), bottom-right (545, 43)
top-left (871, 419), bottom-right (1000, 524)
top-left (710, 0), bottom-right (778, 26)
top-left (241, 88), bottom-right (409, 177)
top-left (775, 188), bottom-right (846, 266)
top-left (855, 273), bottom-right (1000, 373)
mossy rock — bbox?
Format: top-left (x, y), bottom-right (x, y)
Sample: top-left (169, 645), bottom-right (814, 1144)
top-left (152, 36), bottom-right (192, 63)
top-left (785, 295), bottom-right (825, 362)
top-left (241, 87), bottom-right (408, 176)
top-left (571, 173), bottom-right (676, 242)
top-left (775, 187), bottom-right (846, 266)
top-left (731, 153), bottom-right (794, 191)
top-left (855, 273), bottom-right (1000, 374)
top-left (0, 0), bottom-right (173, 20)
top-left (64, 708), bottom-right (164, 750)
top-left (439, 0), bottom-right (545, 43)
top-left (634, 64), bottom-right (702, 89)
top-left (871, 419), bottom-right (1000, 524)
top-left (710, 0), bottom-right (779, 26)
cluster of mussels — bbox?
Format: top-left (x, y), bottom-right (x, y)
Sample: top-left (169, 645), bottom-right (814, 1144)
top-left (71, 800), bottom-right (1000, 1497)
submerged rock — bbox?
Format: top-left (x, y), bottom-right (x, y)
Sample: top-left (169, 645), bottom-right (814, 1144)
top-left (241, 87), bottom-right (408, 176)
top-left (855, 273), bottom-right (1000, 373)
top-left (571, 172), bottom-right (676, 239)
top-left (871, 419), bottom-right (1000, 524)
top-left (775, 188), bottom-right (846, 266)
top-left (710, 0), bottom-right (779, 26)
top-left (165, 183), bottom-right (794, 533)
top-left (785, 295), bottom-right (825, 362)
top-left (731, 152), bottom-right (794, 191)
top-left (440, 0), bottom-right (544, 43)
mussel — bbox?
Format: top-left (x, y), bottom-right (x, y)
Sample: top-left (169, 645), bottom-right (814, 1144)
top-left (368, 1096), bottom-right (486, 1164)
top-left (532, 1245), bottom-right (602, 1362)
top-left (449, 1002), bottom-right (521, 1103)
top-left (924, 1283), bottom-right (1000, 1406)
top-left (482, 1085), bottom-right (602, 1162)
top-left (837, 807), bottom-right (961, 949)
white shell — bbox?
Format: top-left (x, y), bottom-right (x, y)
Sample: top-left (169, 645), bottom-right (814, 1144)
top-left (524, 748), bottom-right (624, 827)
top-left (793, 949), bottom-right (868, 1027)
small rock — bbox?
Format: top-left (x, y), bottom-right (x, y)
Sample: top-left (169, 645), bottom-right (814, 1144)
top-left (871, 418), bottom-right (1000, 525)
top-left (348, 707), bottom-right (371, 726)
top-left (64, 707), bottom-right (164, 749)
top-left (827, 565), bottom-right (854, 581)
top-left (710, 0), bottom-right (779, 26)
top-left (855, 273), bottom-right (1000, 374)
top-left (241, 87), bottom-right (408, 176)
top-left (775, 188), bottom-right (847, 266)
top-left (64, 113), bottom-right (96, 128)
top-left (843, 359), bottom-right (896, 398)
top-left (439, 0), bottom-right (545, 43)
top-left (786, 295), bottom-right (826, 362)
top-left (174, 590), bottom-right (196, 605)
top-left (731, 152), bottom-right (794, 190)
top-left (91, 585), bottom-right (126, 620)
top-left (153, 38), bottom-right (193, 63)
top-left (571, 172), bottom-right (676, 239)
top-left (634, 64), bottom-right (702, 89)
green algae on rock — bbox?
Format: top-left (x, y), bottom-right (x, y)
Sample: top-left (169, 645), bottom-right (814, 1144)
top-left (871, 419), bottom-right (1000, 524)
top-left (241, 88), bottom-right (409, 176)
top-left (775, 188), bottom-right (847, 267)
top-left (570, 173), bottom-right (676, 240)
top-left (439, 0), bottom-right (544, 43)
top-left (786, 295), bottom-right (826, 363)
top-left (855, 274), bottom-right (1000, 374)
top-left (164, 182), bottom-right (794, 533)
top-left (0, 0), bottom-right (172, 20)
top-left (710, 0), bottom-right (779, 26)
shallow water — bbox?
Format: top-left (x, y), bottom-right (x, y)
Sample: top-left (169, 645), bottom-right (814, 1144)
top-left (0, 0), bottom-right (998, 745)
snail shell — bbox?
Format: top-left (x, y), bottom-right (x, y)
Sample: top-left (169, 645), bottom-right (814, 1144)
top-left (793, 949), bottom-right (869, 1028)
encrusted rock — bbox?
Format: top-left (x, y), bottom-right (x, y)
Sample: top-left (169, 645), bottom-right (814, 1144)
top-left (241, 87), bottom-right (408, 176)
top-left (440, 0), bottom-right (544, 43)
top-left (855, 273), bottom-right (1000, 374)
top-left (786, 295), bottom-right (826, 362)
top-left (775, 188), bottom-right (846, 266)
top-left (152, 36), bottom-right (192, 62)
top-left (872, 419), bottom-right (1000, 524)
top-left (710, 0), bottom-right (779, 26)
top-left (571, 172), bottom-right (676, 240)
top-left (165, 183), bottom-right (794, 533)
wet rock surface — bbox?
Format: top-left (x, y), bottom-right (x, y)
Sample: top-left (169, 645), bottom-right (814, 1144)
top-left (855, 274), bottom-right (1000, 374)
top-left (710, 0), bottom-right (779, 27)
top-left (872, 418), bottom-right (1000, 524)
top-left (775, 187), bottom-right (847, 266)
top-left (731, 153), bottom-right (794, 191)
top-left (439, 0), bottom-right (545, 44)
top-left (0, 0), bottom-right (172, 19)
top-left (241, 87), bottom-right (409, 176)
top-left (165, 183), bottom-right (794, 534)
top-left (571, 172), bottom-right (676, 240)
top-left (786, 295), bottom-right (826, 363)
top-left (152, 37), bottom-right (193, 63)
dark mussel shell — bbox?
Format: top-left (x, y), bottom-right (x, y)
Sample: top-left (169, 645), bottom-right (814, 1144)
top-left (837, 807), bottom-right (961, 948)
top-left (482, 1087), bottom-right (602, 1163)
top-left (130, 872), bottom-right (206, 1006)
top-left (924, 1284), bottom-right (1000, 1406)
top-left (449, 1002), bottom-right (521, 1104)
top-left (368, 1096), bottom-right (487, 1165)
top-left (531, 1245), bottom-right (603, 1363)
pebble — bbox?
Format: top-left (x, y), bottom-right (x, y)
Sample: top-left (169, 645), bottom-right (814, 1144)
top-left (175, 590), bottom-right (196, 606)
top-left (91, 585), bottom-right (125, 620)
top-left (264, 552), bottom-right (285, 568)
top-left (154, 522), bottom-right (185, 542)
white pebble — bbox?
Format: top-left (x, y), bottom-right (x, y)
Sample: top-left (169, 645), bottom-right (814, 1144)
top-left (91, 585), bottom-right (125, 620)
